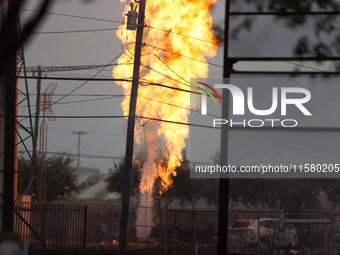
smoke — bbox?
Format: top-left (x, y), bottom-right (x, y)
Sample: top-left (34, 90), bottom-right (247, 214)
top-left (135, 126), bottom-right (158, 238)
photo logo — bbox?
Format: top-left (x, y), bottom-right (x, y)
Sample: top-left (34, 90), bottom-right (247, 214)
top-left (201, 84), bottom-right (311, 116)
top-left (199, 83), bottom-right (312, 128)
top-left (197, 82), bottom-right (222, 115)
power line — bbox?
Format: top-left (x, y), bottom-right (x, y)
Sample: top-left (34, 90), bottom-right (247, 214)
top-left (17, 76), bottom-right (131, 81)
top-left (19, 150), bottom-right (124, 160)
top-left (139, 65), bottom-right (210, 95)
top-left (24, 63), bottom-right (133, 73)
top-left (140, 64), bottom-right (191, 88)
top-left (32, 27), bottom-right (121, 34)
top-left (145, 43), bottom-right (223, 68)
top-left (20, 93), bottom-right (219, 118)
top-left (49, 127), bottom-right (125, 137)
top-left (17, 95), bottom-right (125, 108)
top-left (149, 51), bottom-right (192, 87)
top-left (17, 115), bottom-right (220, 129)
top-left (17, 75), bottom-right (202, 95)
top-left (142, 81), bottom-right (198, 94)
top-left (54, 95), bottom-right (124, 105)
top-left (21, 9), bottom-right (222, 47)
top-left (20, 8), bottom-right (124, 24)
top-left (138, 95), bottom-right (220, 118)
top-left (38, 52), bottom-right (124, 110)
top-left (146, 25), bottom-right (221, 46)
top-left (29, 93), bottom-right (125, 97)
top-left (283, 61), bottom-right (327, 72)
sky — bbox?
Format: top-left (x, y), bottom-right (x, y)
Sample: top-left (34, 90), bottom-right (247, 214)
top-left (16, 0), bottom-right (340, 176)
top-left (16, 0), bottom-right (228, 173)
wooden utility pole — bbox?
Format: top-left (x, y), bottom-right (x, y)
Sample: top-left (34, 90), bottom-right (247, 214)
top-left (118, 1), bottom-right (146, 254)
top-left (218, 0), bottom-right (231, 254)
top-left (31, 66), bottom-right (41, 195)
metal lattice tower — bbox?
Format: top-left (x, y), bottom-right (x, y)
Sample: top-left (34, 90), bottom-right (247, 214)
top-left (0, 1), bottom-right (44, 209)
top-left (72, 131), bottom-right (87, 168)
top-left (39, 83), bottom-right (57, 202)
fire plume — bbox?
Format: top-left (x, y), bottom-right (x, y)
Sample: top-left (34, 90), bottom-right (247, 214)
top-left (113, 0), bottom-right (218, 238)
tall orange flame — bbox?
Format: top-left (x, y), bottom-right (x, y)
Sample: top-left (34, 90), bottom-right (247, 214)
top-left (113, 0), bottom-right (218, 238)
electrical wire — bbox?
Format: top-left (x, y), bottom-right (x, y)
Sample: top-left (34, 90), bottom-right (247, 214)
top-left (120, 17), bottom-right (136, 58)
top-left (44, 51), bottom-right (125, 109)
top-left (52, 95), bottom-right (125, 105)
top-left (149, 50), bottom-right (192, 87)
top-left (145, 50), bottom-right (217, 95)
top-left (138, 95), bottom-right (220, 118)
top-left (30, 93), bottom-right (125, 97)
top-left (17, 115), bottom-right (127, 119)
top-left (21, 9), bottom-right (222, 47)
top-left (283, 61), bottom-right (327, 72)
top-left (146, 25), bottom-right (222, 46)
top-left (140, 64), bottom-right (192, 89)
top-left (20, 8), bottom-right (124, 24)
top-left (17, 115), bottom-right (220, 129)
top-left (19, 92), bottom-right (218, 118)
top-left (18, 75), bottom-right (201, 94)
top-left (49, 127), bottom-right (125, 137)
top-left (32, 27), bottom-right (121, 34)
top-left (17, 95), bottom-right (125, 108)
top-left (24, 63), bottom-right (133, 73)
top-left (17, 76), bottom-right (131, 81)
top-left (141, 81), bottom-right (198, 94)
top-left (19, 150), bottom-right (124, 160)
top-left (144, 43), bottom-right (223, 68)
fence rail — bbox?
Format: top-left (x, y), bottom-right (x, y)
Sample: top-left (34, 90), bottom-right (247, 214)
top-left (14, 203), bottom-right (87, 253)
top-left (3, 200), bottom-right (339, 254)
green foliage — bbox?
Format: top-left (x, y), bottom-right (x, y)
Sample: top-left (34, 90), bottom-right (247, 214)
top-left (18, 153), bottom-right (79, 202)
top-left (105, 154), bottom-right (144, 195)
top-left (157, 151), bottom-right (207, 204)
top-left (228, 179), bottom-right (340, 212)
top-left (214, 0), bottom-right (340, 69)
top-left (105, 150), bottom-right (219, 204)
top-left (106, 148), bottom-right (340, 210)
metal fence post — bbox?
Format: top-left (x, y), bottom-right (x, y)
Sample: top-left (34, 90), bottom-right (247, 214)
top-left (42, 203), bottom-right (46, 250)
top-left (83, 205), bottom-right (87, 254)
top-left (165, 195), bottom-right (168, 255)
top-left (279, 210), bottom-right (285, 255)
top-left (192, 198), bottom-right (195, 255)
top-left (324, 212), bottom-right (328, 255)
top-left (334, 212), bottom-right (338, 255)
top-left (331, 203), bottom-right (335, 255)
top-left (258, 215), bottom-right (260, 254)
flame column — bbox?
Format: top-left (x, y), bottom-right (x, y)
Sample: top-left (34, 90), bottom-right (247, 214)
top-left (118, 1), bottom-right (146, 255)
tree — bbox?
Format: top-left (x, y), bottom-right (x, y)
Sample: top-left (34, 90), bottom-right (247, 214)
top-left (213, 0), bottom-right (340, 69)
top-left (203, 151), bottom-right (340, 212)
top-left (18, 153), bottom-right (79, 202)
top-left (228, 179), bottom-right (340, 212)
top-left (105, 154), bottom-right (144, 196)
top-left (156, 151), bottom-right (204, 204)
top-left (105, 150), bottom-right (208, 204)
